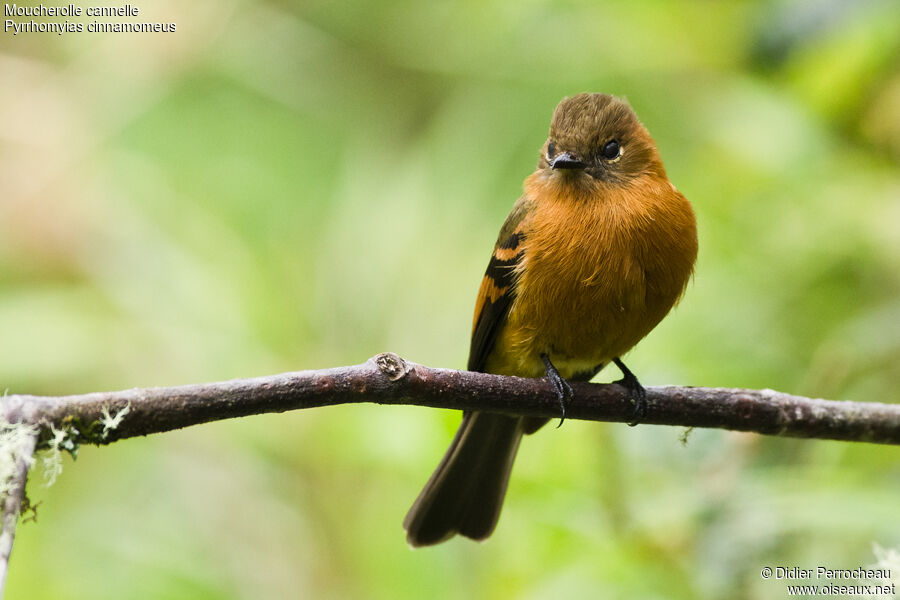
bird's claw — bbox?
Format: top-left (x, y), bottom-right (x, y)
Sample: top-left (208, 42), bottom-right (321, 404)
top-left (618, 379), bottom-right (646, 426)
top-left (541, 353), bottom-right (573, 427)
top-left (554, 378), bottom-right (574, 428)
top-left (612, 357), bottom-right (647, 426)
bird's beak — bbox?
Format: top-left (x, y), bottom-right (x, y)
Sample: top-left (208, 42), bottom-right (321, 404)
top-left (550, 152), bottom-right (586, 170)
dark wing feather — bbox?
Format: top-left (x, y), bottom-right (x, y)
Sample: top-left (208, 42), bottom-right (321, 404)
top-left (467, 196), bottom-right (533, 373)
top-left (467, 231), bottom-right (522, 372)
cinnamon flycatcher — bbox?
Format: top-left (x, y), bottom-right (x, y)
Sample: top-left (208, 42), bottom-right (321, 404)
top-left (404, 93), bottom-right (698, 546)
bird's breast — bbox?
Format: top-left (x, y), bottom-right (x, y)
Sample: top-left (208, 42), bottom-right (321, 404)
top-left (484, 173), bottom-right (697, 379)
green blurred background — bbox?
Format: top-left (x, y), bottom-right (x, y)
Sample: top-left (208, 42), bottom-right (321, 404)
top-left (2, 0), bottom-right (899, 598)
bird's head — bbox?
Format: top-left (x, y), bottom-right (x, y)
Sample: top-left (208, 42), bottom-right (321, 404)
top-left (539, 93), bottom-right (665, 185)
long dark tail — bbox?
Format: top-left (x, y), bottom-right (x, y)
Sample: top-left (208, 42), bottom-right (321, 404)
top-left (404, 412), bottom-right (527, 547)
top-left (404, 364), bottom-right (602, 547)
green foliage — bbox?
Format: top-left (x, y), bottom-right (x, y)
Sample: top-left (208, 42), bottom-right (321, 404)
top-left (1, 1), bottom-right (898, 598)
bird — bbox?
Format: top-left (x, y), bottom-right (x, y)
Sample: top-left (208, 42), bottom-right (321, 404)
top-left (403, 93), bottom-right (698, 547)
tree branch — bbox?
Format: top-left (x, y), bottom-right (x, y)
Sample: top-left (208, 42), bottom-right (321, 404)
top-left (0, 353), bottom-right (897, 595)
top-left (2, 353), bottom-right (899, 446)
top-left (0, 426), bottom-right (37, 595)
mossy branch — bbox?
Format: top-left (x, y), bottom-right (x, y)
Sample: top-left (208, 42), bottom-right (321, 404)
top-left (2, 353), bottom-right (899, 447)
top-left (0, 425), bottom-right (37, 595)
top-left (1, 352), bottom-right (898, 595)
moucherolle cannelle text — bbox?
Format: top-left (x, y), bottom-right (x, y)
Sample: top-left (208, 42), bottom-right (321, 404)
top-left (4, 3), bottom-right (177, 35)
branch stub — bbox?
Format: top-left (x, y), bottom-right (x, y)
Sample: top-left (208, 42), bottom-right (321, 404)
top-left (374, 353), bottom-right (409, 382)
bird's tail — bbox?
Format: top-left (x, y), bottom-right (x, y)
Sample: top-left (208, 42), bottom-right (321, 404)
top-left (403, 411), bottom-right (525, 547)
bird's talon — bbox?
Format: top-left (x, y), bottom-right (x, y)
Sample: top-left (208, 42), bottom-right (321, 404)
top-left (613, 357), bottom-right (647, 426)
top-left (626, 388), bottom-right (647, 427)
top-left (555, 378), bottom-right (573, 427)
top-left (541, 353), bottom-right (573, 428)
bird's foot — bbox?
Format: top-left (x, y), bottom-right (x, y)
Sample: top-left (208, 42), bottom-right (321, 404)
top-left (612, 357), bottom-right (646, 426)
top-left (541, 353), bottom-right (573, 428)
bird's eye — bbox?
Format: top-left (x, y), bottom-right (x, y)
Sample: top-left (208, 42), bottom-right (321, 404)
top-left (547, 141), bottom-right (556, 157)
top-left (602, 140), bottom-right (621, 160)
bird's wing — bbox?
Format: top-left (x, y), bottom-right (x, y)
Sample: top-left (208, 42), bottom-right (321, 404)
top-left (467, 196), bottom-right (533, 373)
